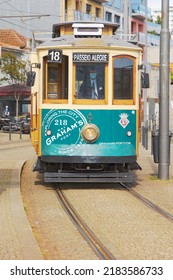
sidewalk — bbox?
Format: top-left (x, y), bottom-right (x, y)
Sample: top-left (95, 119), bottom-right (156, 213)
top-left (0, 131), bottom-right (43, 259)
top-left (138, 131), bottom-right (173, 179)
top-left (0, 130), bottom-right (30, 145)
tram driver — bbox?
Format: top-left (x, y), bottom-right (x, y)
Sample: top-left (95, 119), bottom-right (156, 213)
top-left (77, 65), bottom-right (104, 99)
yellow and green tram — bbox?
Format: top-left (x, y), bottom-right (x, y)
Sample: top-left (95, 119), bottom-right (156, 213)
top-left (28, 21), bottom-right (148, 183)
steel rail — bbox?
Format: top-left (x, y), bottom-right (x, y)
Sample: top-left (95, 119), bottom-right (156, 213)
top-left (120, 182), bottom-right (173, 223)
top-left (55, 187), bottom-right (115, 260)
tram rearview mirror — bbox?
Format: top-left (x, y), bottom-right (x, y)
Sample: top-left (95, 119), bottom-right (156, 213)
top-left (141, 72), bottom-right (149, 88)
top-left (26, 71), bottom-right (36, 87)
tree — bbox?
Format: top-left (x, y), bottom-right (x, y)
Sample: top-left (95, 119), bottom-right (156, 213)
top-left (170, 71), bottom-right (173, 84)
top-left (0, 52), bottom-right (29, 116)
top-left (0, 52), bottom-right (28, 85)
top-left (148, 30), bottom-right (158, 35)
top-left (155, 15), bottom-right (162, 25)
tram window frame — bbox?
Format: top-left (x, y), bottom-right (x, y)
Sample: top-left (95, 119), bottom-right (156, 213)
top-left (112, 55), bottom-right (136, 105)
top-left (43, 55), bottom-right (68, 103)
top-left (73, 62), bottom-right (108, 105)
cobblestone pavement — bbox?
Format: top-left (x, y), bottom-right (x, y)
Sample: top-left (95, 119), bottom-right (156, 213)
top-left (0, 132), bottom-right (43, 259)
top-left (21, 160), bottom-right (100, 260)
top-left (0, 130), bottom-right (173, 260)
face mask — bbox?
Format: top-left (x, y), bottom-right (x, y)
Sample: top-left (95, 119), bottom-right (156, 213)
top-left (90, 72), bottom-right (97, 79)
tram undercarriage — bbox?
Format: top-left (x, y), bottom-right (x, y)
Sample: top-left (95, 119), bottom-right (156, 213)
top-left (33, 156), bottom-right (141, 183)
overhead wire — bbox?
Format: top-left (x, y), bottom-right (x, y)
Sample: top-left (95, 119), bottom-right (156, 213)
top-left (0, 18), bottom-right (45, 32)
top-left (0, 0), bottom-right (57, 33)
top-left (106, 0), bottom-right (116, 11)
top-left (0, 0), bottom-right (11, 5)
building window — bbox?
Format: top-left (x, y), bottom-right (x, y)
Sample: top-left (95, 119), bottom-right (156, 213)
top-left (114, 15), bottom-right (120, 24)
top-left (96, 7), bottom-right (100, 18)
top-left (86, 4), bottom-right (91, 14)
top-left (105, 11), bottom-right (112, 22)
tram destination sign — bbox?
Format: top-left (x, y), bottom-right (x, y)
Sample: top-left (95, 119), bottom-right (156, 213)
top-left (73, 53), bottom-right (109, 63)
top-left (48, 49), bottom-right (62, 63)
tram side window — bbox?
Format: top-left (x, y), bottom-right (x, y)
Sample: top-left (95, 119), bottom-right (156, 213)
top-left (75, 63), bottom-right (105, 100)
top-left (113, 56), bottom-right (134, 102)
top-left (43, 55), bottom-right (68, 101)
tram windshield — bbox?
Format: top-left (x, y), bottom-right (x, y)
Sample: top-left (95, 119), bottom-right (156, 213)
top-left (75, 63), bottom-right (105, 100)
top-left (113, 56), bottom-right (134, 101)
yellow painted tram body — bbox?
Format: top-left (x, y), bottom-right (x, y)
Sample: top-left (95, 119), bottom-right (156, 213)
top-left (28, 21), bottom-right (148, 182)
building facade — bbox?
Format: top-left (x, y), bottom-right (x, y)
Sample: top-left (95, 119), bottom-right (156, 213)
top-left (61, 0), bottom-right (108, 22)
top-left (153, 6), bottom-right (173, 38)
top-left (0, 0), bottom-right (168, 120)
top-left (0, 0), bottom-right (154, 46)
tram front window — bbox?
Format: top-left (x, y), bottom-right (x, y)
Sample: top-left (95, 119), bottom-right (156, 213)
top-left (113, 56), bottom-right (134, 100)
top-left (75, 63), bottom-right (105, 100)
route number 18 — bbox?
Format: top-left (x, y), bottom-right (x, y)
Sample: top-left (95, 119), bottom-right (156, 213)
top-left (48, 49), bottom-right (62, 63)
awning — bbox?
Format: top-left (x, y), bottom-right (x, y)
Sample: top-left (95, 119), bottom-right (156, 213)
top-left (0, 84), bottom-right (31, 96)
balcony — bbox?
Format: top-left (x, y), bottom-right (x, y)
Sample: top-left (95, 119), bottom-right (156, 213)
top-left (147, 33), bottom-right (160, 46)
top-left (65, 10), bottom-right (104, 22)
top-left (130, 31), bottom-right (146, 46)
top-left (126, 32), bottom-right (160, 47)
top-left (131, 4), bottom-right (151, 20)
top-left (147, 21), bottom-right (161, 35)
top-left (114, 31), bottom-right (146, 46)
top-left (130, 32), bottom-right (160, 47)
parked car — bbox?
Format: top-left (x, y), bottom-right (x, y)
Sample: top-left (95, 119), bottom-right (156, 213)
top-left (0, 116), bottom-right (11, 130)
top-left (0, 115), bottom-right (30, 133)
top-left (21, 119), bottom-right (30, 134)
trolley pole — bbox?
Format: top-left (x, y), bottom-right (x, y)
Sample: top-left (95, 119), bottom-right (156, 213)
top-left (158, 0), bottom-right (170, 179)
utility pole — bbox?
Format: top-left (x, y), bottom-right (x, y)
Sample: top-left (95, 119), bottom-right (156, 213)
top-left (144, 0), bottom-right (148, 125)
top-left (123, 0), bottom-right (130, 35)
top-left (158, 0), bottom-right (170, 179)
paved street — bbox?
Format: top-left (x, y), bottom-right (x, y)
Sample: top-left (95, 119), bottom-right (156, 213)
top-left (0, 131), bottom-right (43, 259)
top-left (0, 130), bottom-right (173, 259)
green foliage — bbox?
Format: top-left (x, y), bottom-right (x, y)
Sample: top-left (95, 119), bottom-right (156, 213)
top-left (171, 71), bottom-right (173, 84)
top-left (148, 30), bottom-right (158, 35)
top-left (0, 52), bottom-right (29, 85)
top-left (155, 15), bottom-right (162, 25)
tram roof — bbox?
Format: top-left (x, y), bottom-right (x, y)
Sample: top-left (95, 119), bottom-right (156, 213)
top-left (36, 35), bottom-right (141, 50)
top-left (35, 21), bottom-right (141, 51)
top-left (52, 21), bottom-right (120, 35)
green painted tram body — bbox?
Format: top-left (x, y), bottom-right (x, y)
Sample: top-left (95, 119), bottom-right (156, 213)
top-left (41, 108), bottom-right (137, 158)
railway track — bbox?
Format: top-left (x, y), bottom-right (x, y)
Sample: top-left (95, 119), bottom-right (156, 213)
top-left (119, 182), bottom-right (173, 223)
top-left (21, 159), bottom-right (173, 259)
top-left (54, 182), bottom-right (173, 260)
top-left (54, 187), bottom-right (116, 260)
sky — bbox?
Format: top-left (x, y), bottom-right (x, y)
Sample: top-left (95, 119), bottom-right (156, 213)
top-left (148, 0), bottom-right (173, 11)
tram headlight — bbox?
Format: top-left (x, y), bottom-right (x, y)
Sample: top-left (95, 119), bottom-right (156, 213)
top-left (46, 129), bottom-right (52, 136)
top-left (81, 123), bottom-right (100, 143)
